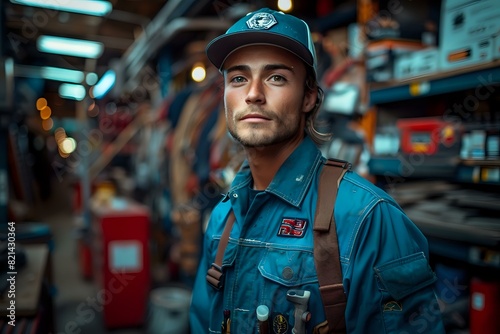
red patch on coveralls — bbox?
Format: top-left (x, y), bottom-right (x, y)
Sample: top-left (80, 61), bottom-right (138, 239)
top-left (277, 218), bottom-right (308, 238)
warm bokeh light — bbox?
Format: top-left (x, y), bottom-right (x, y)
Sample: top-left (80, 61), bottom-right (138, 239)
top-left (88, 101), bottom-right (100, 117)
top-left (42, 118), bottom-right (54, 131)
top-left (36, 97), bottom-right (48, 110)
top-left (191, 63), bottom-right (206, 83)
top-left (277, 0), bottom-right (293, 12)
top-left (60, 137), bottom-right (77, 154)
top-left (54, 127), bottom-right (66, 143)
top-left (58, 147), bottom-right (70, 158)
top-left (40, 106), bottom-right (52, 120)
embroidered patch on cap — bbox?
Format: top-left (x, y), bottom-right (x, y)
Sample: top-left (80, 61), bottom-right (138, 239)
top-left (277, 218), bottom-right (307, 237)
top-left (246, 12), bottom-right (277, 30)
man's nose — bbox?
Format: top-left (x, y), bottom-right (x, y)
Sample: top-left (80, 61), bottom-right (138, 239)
top-left (245, 80), bottom-right (265, 104)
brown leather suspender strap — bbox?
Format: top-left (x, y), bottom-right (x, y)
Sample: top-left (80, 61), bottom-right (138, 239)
top-left (314, 158), bottom-right (350, 333)
top-left (206, 211), bottom-right (235, 290)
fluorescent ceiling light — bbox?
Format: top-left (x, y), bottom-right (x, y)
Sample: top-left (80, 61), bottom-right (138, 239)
top-left (92, 69), bottom-right (116, 99)
top-left (59, 83), bottom-right (86, 101)
top-left (15, 64), bottom-right (95, 83)
top-left (40, 66), bottom-right (85, 83)
top-left (37, 35), bottom-right (104, 58)
top-left (10, 0), bottom-right (112, 16)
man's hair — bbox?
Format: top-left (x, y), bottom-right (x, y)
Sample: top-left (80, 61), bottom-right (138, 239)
top-left (305, 69), bottom-right (331, 146)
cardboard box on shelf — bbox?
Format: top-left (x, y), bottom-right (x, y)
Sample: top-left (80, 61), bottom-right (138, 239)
top-left (394, 47), bottom-right (440, 80)
top-left (439, 0), bottom-right (500, 70)
top-left (365, 39), bottom-right (424, 82)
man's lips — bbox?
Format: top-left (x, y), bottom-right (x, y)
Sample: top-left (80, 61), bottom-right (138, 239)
top-left (240, 113), bottom-right (271, 122)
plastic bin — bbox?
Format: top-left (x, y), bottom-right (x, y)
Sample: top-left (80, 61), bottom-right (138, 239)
top-left (146, 286), bottom-right (192, 334)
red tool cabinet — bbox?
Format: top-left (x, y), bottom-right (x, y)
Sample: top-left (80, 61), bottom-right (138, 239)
top-left (91, 198), bottom-right (150, 329)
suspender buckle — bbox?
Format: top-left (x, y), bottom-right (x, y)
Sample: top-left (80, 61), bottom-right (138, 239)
top-left (206, 263), bottom-right (224, 290)
top-left (325, 158), bottom-right (352, 170)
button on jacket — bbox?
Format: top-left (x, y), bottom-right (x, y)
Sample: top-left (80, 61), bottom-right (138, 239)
top-left (190, 136), bottom-right (445, 333)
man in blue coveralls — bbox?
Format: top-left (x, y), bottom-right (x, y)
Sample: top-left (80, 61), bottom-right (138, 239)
top-left (189, 7), bottom-right (446, 334)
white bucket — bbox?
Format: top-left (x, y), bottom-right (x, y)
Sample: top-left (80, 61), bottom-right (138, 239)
top-left (146, 286), bottom-right (192, 334)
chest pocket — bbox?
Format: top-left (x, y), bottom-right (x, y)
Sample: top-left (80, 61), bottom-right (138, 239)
top-left (374, 251), bottom-right (437, 300)
top-left (258, 247), bottom-right (318, 286)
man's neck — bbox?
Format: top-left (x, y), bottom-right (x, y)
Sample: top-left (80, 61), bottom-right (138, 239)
top-left (244, 136), bottom-right (303, 191)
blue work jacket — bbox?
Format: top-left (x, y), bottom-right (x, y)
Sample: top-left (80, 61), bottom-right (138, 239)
top-left (190, 136), bottom-right (445, 333)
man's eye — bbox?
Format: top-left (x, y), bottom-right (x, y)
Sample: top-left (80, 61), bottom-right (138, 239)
top-left (270, 75), bottom-right (286, 82)
top-left (230, 76), bottom-right (246, 83)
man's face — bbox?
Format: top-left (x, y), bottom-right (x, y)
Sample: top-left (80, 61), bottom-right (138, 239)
top-left (222, 45), bottom-right (316, 148)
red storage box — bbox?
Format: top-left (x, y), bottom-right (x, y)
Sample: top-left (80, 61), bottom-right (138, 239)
top-left (91, 198), bottom-right (150, 329)
top-left (396, 117), bottom-right (458, 155)
top-left (470, 277), bottom-right (500, 334)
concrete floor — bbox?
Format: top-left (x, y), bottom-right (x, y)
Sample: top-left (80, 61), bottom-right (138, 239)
top-left (29, 177), bottom-right (191, 334)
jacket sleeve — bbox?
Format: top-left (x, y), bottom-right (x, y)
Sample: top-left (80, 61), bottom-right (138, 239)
top-left (343, 200), bottom-right (446, 333)
top-left (189, 232), bottom-right (211, 333)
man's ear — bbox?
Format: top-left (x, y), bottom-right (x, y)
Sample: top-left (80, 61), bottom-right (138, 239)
top-left (303, 88), bottom-right (318, 113)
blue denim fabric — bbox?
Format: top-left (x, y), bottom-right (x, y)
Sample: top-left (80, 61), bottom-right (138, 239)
top-left (189, 136), bottom-right (445, 333)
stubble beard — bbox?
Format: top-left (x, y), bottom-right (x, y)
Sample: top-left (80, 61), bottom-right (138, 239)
top-left (226, 107), bottom-right (301, 148)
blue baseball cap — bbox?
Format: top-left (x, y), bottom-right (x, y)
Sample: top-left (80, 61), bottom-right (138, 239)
top-left (206, 8), bottom-right (317, 75)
